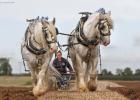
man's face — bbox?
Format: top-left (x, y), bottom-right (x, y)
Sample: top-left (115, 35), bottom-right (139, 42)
top-left (57, 52), bottom-right (62, 59)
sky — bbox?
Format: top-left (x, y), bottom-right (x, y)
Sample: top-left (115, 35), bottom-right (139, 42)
top-left (0, 0), bottom-right (140, 74)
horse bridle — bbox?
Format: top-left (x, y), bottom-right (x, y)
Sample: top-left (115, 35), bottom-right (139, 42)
top-left (42, 27), bottom-right (57, 46)
top-left (98, 19), bottom-right (111, 36)
top-left (76, 18), bottom-right (111, 48)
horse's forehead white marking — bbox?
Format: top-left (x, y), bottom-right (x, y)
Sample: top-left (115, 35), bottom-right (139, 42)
top-left (46, 22), bottom-right (56, 37)
top-left (84, 13), bottom-right (100, 27)
top-left (34, 22), bottom-right (42, 28)
top-left (33, 22), bottom-right (42, 33)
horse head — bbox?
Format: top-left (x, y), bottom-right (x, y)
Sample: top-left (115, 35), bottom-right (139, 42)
top-left (98, 11), bottom-right (113, 46)
top-left (41, 18), bottom-right (58, 53)
top-left (83, 11), bottom-right (113, 46)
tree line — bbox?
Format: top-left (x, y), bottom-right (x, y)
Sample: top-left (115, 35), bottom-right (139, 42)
top-left (0, 57), bottom-right (12, 75)
top-left (99, 67), bottom-right (140, 80)
top-left (101, 67), bottom-right (140, 76)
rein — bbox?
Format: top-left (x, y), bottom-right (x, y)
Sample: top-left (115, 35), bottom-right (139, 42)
top-left (57, 16), bottom-right (111, 51)
top-left (57, 29), bottom-right (99, 48)
top-left (57, 31), bottom-right (102, 74)
top-left (58, 32), bottom-right (76, 36)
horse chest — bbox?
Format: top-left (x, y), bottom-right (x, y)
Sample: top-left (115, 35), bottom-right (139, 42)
top-left (79, 48), bottom-right (98, 62)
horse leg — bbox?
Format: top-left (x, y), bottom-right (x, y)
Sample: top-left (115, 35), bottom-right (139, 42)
top-left (33, 69), bottom-right (48, 96)
top-left (27, 63), bottom-right (37, 87)
top-left (75, 54), bottom-right (87, 92)
top-left (87, 57), bottom-right (98, 91)
top-left (33, 56), bottom-right (51, 96)
top-left (84, 62), bottom-right (91, 85)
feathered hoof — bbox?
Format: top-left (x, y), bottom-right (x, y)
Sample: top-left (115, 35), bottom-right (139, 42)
top-left (33, 86), bottom-right (47, 97)
top-left (87, 80), bottom-right (97, 91)
top-left (78, 85), bottom-right (88, 92)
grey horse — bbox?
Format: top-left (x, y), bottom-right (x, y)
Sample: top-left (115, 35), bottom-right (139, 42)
top-left (21, 17), bottom-right (58, 96)
top-left (68, 11), bottom-right (113, 92)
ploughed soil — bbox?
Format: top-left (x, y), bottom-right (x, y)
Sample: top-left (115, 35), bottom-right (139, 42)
top-left (1, 81), bottom-right (139, 100)
top-left (0, 86), bottom-right (37, 100)
top-left (108, 81), bottom-right (140, 100)
top-left (0, 81), bottom-right (129, 100)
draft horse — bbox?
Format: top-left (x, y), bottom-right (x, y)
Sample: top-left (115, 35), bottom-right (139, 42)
top-left (68, 10), bottom-right (113, 91)
top-left (21, 17), bottom-right (58, 96)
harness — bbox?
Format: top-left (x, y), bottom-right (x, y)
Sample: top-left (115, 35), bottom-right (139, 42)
top-left (75, 13), bottom-right (111, 48)
top-left (75, 16), bottom-right (98, 48)
top-left (25, 20), bottom-right (57, 55)
top-left (76, 21), bottom-right (99, 47)
top-left (21, 17), bottom-right (57, 72)
top-left (57, 13), bottom-right (111, 50)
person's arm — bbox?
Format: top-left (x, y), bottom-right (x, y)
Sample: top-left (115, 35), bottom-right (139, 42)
top-left (53, 59), bottom-right (57, 68)
top-left (64, 59), bottom-right (73, 72)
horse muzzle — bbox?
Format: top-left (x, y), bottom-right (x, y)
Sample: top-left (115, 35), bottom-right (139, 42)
top-left (102, 41), bottom-right (110, 46)
top-left (50, 44), bottom-right (57, 53)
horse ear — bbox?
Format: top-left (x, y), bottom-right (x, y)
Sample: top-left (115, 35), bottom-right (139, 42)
top-left (41, 19), bottom-right (49, 27)
top-left (52, 17), bottom-right (55, 25)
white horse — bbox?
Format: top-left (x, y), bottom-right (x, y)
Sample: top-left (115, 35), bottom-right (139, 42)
top-left (21, 17), bottom-right (58, 96)
top-left (68, 11), bottom-right (113, 91)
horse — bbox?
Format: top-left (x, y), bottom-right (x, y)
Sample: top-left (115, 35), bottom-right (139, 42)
top-left (68, 11), bottom-right (113, 92)
top-left (21, 17), bottom-right (58, 96)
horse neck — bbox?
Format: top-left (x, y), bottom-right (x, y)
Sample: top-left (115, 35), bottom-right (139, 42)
top-left (83, 14), bottom-right (100, 39)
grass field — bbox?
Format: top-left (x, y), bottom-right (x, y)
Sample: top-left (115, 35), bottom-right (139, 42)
top-left (0, 76), bottom-right (32, 86)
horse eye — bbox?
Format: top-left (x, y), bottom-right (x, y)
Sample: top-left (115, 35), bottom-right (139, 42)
top-left (45, 33), bottom-right (48, 38)
top-left (108, 25), bottom-right (112, 29)
top-left (95, 36), bottom-right (98, 39)
top-left (45, 28), bottom-right (49, 32)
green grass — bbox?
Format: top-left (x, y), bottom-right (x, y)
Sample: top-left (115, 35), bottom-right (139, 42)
top-left (0, 76), bottom-right (32, 87)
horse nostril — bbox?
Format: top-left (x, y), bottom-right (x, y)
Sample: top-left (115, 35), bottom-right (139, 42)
top-left (104, 41), bottom-right (110, 46)
top-left (50, 48), bottom-right (54, 52)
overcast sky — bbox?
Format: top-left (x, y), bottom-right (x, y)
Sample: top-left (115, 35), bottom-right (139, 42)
top-left (0, 0), bottom-right (140, 73)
